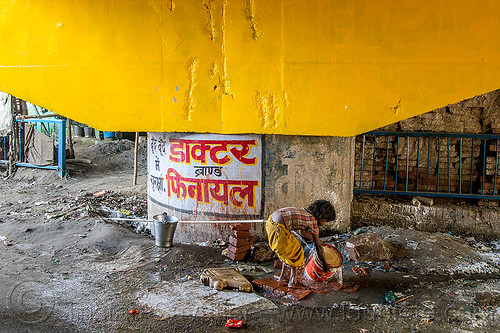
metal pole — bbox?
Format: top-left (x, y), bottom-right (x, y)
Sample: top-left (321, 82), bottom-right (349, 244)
top-left (133, 132), bottom-right (139, 185)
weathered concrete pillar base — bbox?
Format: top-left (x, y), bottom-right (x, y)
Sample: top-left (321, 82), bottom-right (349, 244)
top-left (148, 134), bottom-right (355, 243)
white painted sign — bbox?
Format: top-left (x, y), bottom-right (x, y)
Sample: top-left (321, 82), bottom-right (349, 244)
top-left (148, 133), bottom-right (262, 218)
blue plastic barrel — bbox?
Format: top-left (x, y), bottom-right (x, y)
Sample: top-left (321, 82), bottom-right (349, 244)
top-left (103, 131), bottom-right (115, 139)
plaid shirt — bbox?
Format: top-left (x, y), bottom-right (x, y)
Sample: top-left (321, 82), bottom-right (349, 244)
top-left (279, 207), bottom-right (319, 235)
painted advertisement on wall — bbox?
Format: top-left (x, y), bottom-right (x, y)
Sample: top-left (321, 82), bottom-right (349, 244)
top-left (148, 133), bottom-right (262, 218)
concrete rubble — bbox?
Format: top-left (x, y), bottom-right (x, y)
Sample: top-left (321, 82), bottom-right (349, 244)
top-left (345, 232), bottom-right (401, 262)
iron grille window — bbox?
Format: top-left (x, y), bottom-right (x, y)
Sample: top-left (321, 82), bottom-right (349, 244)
top-left (354, 132), bottom-right (500, 200)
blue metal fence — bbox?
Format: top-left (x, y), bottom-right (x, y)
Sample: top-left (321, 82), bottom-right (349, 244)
top-left (0, 118), bottom-right (66, 177)
top-left (354, 131), bottom-right (500, 200)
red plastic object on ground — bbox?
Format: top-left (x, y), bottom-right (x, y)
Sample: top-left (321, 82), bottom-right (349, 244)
top-left (128, 309), bottom-right (139, 314)
top-left (225, 319), bottom-right (244, 328)
top-left (352, 266), bottom-right (370, 277)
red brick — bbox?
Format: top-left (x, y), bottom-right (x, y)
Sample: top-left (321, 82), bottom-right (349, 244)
top-left (250, 278), bottom-right (268, 289)
top-left (227, 243), bottom-right (251, 255)
top-left (274, 286), bottom-right (291, 297)
top-left (230, 223), bottom-right (250, 231)
top-left (307, 281), bottom-right (343, 294)
top-left (229, 236), bottom-right (254, 247)
top-left (232, 230), bottom-right (251, 238)
top-left (251, 278), bottom-right (284, 292)
top-left (226, 250), bottom-right (247, 261)
top-left (287, 288), bottom-right (312, 300)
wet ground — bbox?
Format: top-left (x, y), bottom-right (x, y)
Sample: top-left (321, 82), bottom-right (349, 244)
top-left (1, 138), bottom-right (499, 332)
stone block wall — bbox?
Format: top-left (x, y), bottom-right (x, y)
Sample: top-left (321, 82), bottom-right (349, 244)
top-left (352, 89), bottom-right (500, 240)
top-left (352, 196), bottom-right (500, 241)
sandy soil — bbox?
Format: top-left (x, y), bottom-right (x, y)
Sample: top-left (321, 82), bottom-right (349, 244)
top-left (0, 138), bottom-right (499, 332)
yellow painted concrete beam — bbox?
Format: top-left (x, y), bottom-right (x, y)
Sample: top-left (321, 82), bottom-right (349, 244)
top-left (0, 0), bottom-right (499, 136)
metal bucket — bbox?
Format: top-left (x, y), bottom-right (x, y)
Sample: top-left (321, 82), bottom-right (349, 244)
top-left (153, 213), bottom-right (178, 248)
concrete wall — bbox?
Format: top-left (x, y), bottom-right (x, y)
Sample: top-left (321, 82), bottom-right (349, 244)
top-left (262, 135), bottom-right (355, 234)
top-left (148, 134), bottom-right (355, 243)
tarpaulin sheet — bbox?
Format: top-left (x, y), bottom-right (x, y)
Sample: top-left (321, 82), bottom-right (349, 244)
top-left (0, 92), bottom-right (11, 136)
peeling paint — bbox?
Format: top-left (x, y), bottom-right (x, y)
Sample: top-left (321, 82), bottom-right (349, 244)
top-left (209, 62), bottom-right (222, 91)
top-left (281, 91), bottom-right (289, 108)
top-left (184, 57), bottom-right (199, 121)
top-left (244, 0), bottom-right (262, 40)
top-left (204, 0), bottom-right (216, 41)
top-left (390, 99), bottom-right (402, 115)
top-left (220, 0), bottom-right (232, 97)
top-left (255, 90), bottom-right (280, 129)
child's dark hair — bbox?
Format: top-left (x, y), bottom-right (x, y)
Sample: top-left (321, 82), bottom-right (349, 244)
top-left (307, 200), bottom-right (336, 222)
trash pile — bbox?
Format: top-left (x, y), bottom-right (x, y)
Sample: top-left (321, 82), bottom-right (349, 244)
top-left (43, 190), bottom-right (148, 233)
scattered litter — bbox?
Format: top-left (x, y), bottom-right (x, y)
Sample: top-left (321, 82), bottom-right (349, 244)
top-left (51, 258), bottom-right (60, 264)
top-left (352, 266), bottom-right (370, 277)
top-left (118, 209), bottom-right (132, 216)
top-left (197, 241), bottom-right (211, 247)
top-left (406, 241), bottom-right (419, 250)
top-left (128, 309), bottom-right (139, 314)
top-left (213, 238), bottom-right (226, 247)
top-left (394, 294), bottom-right (414, 304)
top-left (93, 190), bottom-right (109, 197)
top-left (489, 240), bottom-right (500, 252)
top-left (384, 291), bottom-right (396, 303)
top-left (34, 201), bottom-right (48, 206)
top-left (250, 242), bottom-right (276, 262)
top-left (181, 275), bottom-right (192, 281)
top-left (225, 319), bottom-right (244, 328)
top-left (353, 228), bottom-right (367, 235)
top-left (412, 196), bottom-right (433, 207)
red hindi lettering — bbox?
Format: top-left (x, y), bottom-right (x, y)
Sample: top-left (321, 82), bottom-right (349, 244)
top-left (230, 140), bottom-right (257, 165)
top-left (190, 142), bottom-right (212, 164)
top-left (208, 181), bottom-right (230, 205)
top-left (165, 168), bottom-right (187, 198)
top-left (187, 178), bottom-right (210, 203)
top-left (229, 180), bottom-right (259, 208)
top-left (169, 140), bottom-right (187, 163)
top-left (209, 142), bottom-right (231, 165)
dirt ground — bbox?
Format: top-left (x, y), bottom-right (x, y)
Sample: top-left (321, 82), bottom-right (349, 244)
top-left (0, 138), bottom-right (499, 332)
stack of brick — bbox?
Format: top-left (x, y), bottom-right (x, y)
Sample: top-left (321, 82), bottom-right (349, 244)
top-left (225, 223), bottom-right (254, 261)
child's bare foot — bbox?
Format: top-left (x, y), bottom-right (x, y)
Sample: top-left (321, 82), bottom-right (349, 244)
top-left (274, 274), bottom-right (288, 283)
